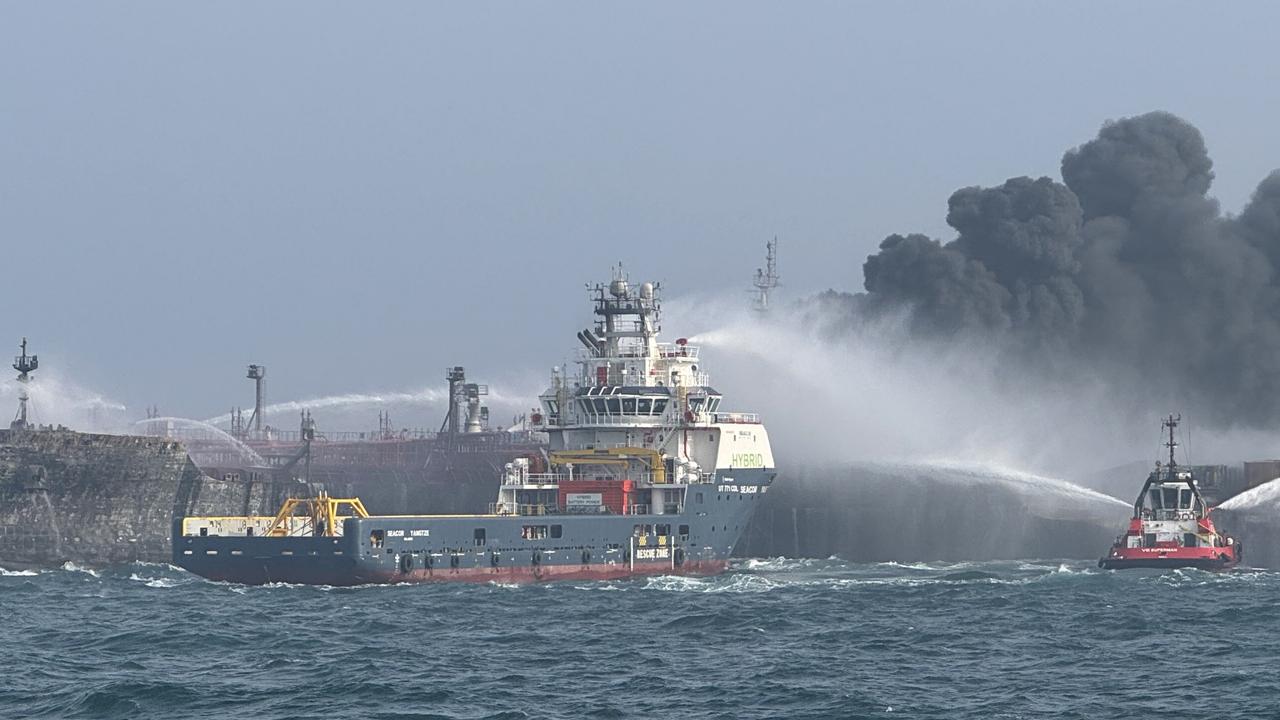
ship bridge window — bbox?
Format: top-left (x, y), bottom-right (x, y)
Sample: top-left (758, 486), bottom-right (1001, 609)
top-left (551, 524), bottom-right (563, 539)
top-left (547, 400), bottom-right (560, 415)
top-left (473, 528), bottom-right (486, 547)
top-left (522, 525), bottom-right (549, 540)
top-left (1180, 488), bottom-right (1193, 509)
top-left (1163, 488), bottom-right (1180, 510)
top-left (1148, 489), bottom-right (1163, 510)
top-left (653, 399), bottom-right (668, 415)
top-left (622, 398), bottom-right (637, 414)
top-left (638, 399), bottom-right (652, 414)
top-left (708, 398), bottom-right (721, 412)
top-left (593, 398), bottom-right (607, 416)
top-left (607, 399), bottom-right (621, 414)
top-left (689, 398), bottom-right (704, 413)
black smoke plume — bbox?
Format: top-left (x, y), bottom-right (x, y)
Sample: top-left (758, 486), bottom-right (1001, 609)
top-left (840, 111), bottom-right (1280, 427)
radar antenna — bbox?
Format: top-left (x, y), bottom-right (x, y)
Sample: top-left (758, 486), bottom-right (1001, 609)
top-left (11, 337), bottom-right (38, 430)
top-left (751, 238), bottom-right (780, 313)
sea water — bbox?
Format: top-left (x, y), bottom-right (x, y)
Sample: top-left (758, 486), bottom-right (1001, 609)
top-left (1, 558), bottom-right (1273, 719)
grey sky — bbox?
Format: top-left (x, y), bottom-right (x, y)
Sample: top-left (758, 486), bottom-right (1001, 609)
top-left (3, 2), bottom-right (1278, 427)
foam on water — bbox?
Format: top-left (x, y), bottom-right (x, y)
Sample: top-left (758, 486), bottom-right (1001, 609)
top-left (59, 562), bottom-right (100, 577)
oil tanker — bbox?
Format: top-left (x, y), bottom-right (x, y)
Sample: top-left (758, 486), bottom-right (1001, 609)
top-left (174, 268), bottom-right (778, 583)
top-left (0, 339), bottom-right (541, 569)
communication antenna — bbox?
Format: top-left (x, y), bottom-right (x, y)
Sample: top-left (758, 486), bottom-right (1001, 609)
top-left (751, 238), bottom-right (780, 313)
top-left (11, 337), bottom-right (38, 430)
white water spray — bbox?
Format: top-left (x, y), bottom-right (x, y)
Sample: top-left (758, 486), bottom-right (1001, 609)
top-left (0, 375), bottom-right (128, 432)
top-left (256, 388), bottom-right (447, 417)
top-left (1217, 477), bottom-right (1280, 511)
top-left (134, 417), bottom-right (267, 466)
top-left (912, 461), bottom-right (1129, 508)
top-left (204, 383), bottom-right (534, 428)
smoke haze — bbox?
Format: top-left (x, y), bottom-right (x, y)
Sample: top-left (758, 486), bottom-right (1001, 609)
top-left (842, 111), bottom-right (1280, 430)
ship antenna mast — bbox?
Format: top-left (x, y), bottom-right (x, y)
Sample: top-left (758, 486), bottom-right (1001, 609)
top-left (1163, 413), bottom-right (1181, 471)
top-left (751, 238), bottom-right (780, 313)
top-left (11, 337), bottom-right (38, 430)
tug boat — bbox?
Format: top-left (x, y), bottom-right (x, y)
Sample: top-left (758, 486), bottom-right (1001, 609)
top-left (1099, 415), bottom-right (1241, 571)
top-left (172, 267), bottom-right (777, 585)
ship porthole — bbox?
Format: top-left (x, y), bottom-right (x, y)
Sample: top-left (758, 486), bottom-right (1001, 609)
top-left (399, 553), bottom-right (414, 574)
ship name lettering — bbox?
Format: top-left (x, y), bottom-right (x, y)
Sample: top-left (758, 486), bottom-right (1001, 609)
top-left (386, 530), bottom-right (405, 537)
top-left (411, 529), bottom-right (430, 537)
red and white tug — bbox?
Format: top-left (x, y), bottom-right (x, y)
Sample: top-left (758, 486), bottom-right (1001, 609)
top-left (1099, 415), bottom-right (1241, 571)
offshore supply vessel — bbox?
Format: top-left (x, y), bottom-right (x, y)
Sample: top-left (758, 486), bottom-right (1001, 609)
top-left (174, 268), bottom-right (778, 584)
top-left (1099, 415), bottom-right (1241, 571)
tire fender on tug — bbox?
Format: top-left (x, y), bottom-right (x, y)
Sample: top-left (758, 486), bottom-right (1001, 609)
top-left (399, 553), bottom-right (414, 574)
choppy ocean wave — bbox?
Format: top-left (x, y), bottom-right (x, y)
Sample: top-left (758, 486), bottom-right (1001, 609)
top-left (3, 558), bottom-right (1279, 718)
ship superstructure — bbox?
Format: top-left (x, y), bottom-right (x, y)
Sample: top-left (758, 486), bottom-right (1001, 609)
top-left (1099, 415), bottom-right (1241, 570)
top-left (525, 266), bottom-right (774, 514)
top-left (173, 268), bottom-right (777, 584)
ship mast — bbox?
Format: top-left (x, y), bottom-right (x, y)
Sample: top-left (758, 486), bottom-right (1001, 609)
top-left (11, 337), bottom-right (38, 430)
top-left (751, 238), bottom-right (780, 314)
top-left (1163, 413), bottom-right (1181, 473)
